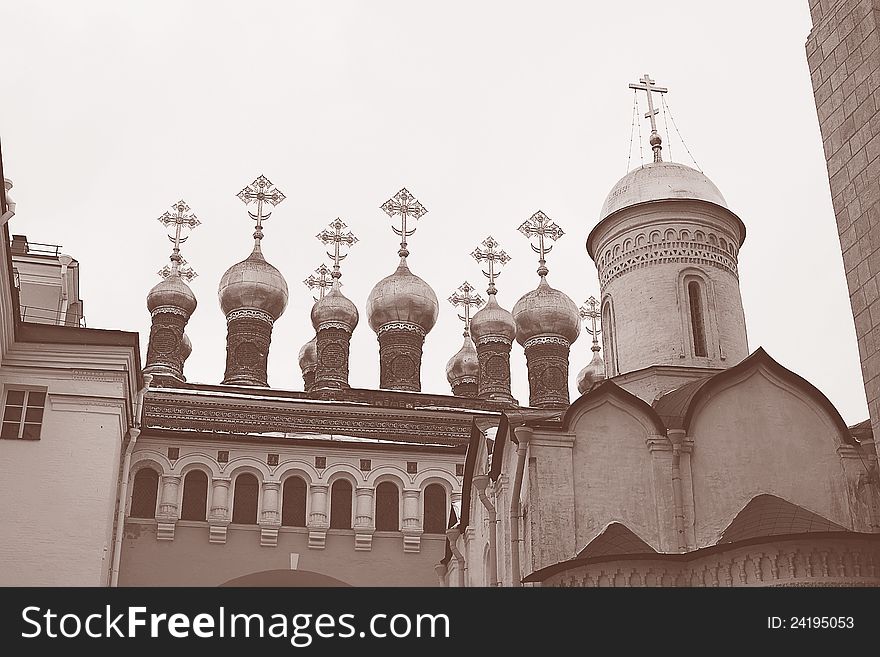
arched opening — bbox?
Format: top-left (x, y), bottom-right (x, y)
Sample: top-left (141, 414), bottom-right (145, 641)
top-left (282, 476), bottom-right (307, 527)
top-left (602, 300), bottom-right (618, 376)
top-left (688, 280), bottom-right (708, 357)
top-left (180, 470), bottom-right (208, 521)
top-left (130, 468), bottom-right (159, 519)
top-left (231, 473), bottom-right (259, 524)
top-left (375, 481), bottom-right (400, 531)
top-left (423, 484), bottom-right (447, 534)
top-left (329, 479), bottom-right (352, 529)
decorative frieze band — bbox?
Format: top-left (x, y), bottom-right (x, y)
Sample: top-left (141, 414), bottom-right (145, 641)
top-left (598, 240), bottom-right (739, 286)
top-left (226, 308), bottom-right (275, 325)
top-left (377, 322), bottom-right (426, 338)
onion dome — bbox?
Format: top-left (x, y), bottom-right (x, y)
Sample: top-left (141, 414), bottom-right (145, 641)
top-left (180, 333), bottom-right (193, 362)
top-left (311, 280), bottom-right (359, 332)
top-left (298, 335), bottom-right (317, 373)
top-left (576, 349), bottom-right (605, 394)
top-left (218, 245), bottom-right (288, 320)
top-left (470, 294), bottom-right (516, 343)
top-left (446, 334), bottom-right (479, 386)
top-left (513, 277), bottom-right (580, 345)
top-left (599, 162), bottom-right (727, 221)
top-left (366, 258), bottom-right (439, 334)
top-left (147, 274), bottom-right (197, 316)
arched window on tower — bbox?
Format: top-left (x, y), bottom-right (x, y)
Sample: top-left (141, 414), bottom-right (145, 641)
top-left (688, 280), bottom-right (708, 357)
top-left (231, 473), bottom-right (259, 524)
top-left (130, 468), bottom-right (159, 519)
top-left (602, 300), bottom-right (618, 376)
top-left (282, 476), bottom-right (307, 527)
top-left (329, 479), bottom-right (353, 529)
top-left (423, 484), bottom-right (447, 534)
top-left (376, 482), bottom-right (400, 531)
top-left (180, 470), bottom-right (208, 521)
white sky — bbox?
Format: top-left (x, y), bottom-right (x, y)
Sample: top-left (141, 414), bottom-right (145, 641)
top-left (1, 1), bottom-right (869, 423)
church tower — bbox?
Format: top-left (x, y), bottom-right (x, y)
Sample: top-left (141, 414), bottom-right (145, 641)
top-left (586, 75), bottom-right (748, 377)
top-left (218, 175), bottom-right (289, 387)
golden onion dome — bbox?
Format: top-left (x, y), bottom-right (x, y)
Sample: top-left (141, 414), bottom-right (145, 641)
top-left (576, 349), bottom-right (605, 394)
top-left (298, 335), bottom-right (317, 373)
top-left (310, 281), bottom-right (359, 332)
top-left (146, 273), bottom-right (197, 316)
top-left (218, 245), bottom-right (288, 320)
top-left (180, 333), bottom-right (193, 362)
top-left (366, 258), bottom-right (439, 334)
top-left (446, 334), bottom-right (479, 385)
top-left (512, 277), bottom-right (580, 345)
top-left (470, 294), bottom-right (516, 343)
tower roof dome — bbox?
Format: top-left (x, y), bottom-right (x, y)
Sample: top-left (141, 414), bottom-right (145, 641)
top-left (470, 294), bottom-right (516, 343)
top-left (311, 281), bottom-right (359, 332)
top-left (599, 161), bottom-right (727, 221)
top-left (218, 246), bottom-right (288, 320)
top-left (446, 334), bottom-right (479, 385)
top-left (147, 273), bottom-right (197, 316)
top-left (298, 335), bottom-right (317, 373)
top-left (366, 258), bottom-right (439, 334)
top-left (512, 277), bottom-right (580, 345)
top-left (576, 349), bottom-right (605, 394)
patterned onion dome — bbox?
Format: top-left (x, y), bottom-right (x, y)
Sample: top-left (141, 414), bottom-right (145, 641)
top-left (576, 350), bottom-right (605, 394)
top-left (180, 333), bottom-right (193, 362)
top-left (512, 277), bottom-right (580, 346)
top-left (218, 246), bottom-right (289, 320)
top-left (310, 281), bottom-right (359, 332)
top-left (298, 335), bottom-right (317, 373)
top-left (146, 274), bottom-right (197, 316)
top-left (446, 335), bottom-right (479, 385)
top-left (366, 258), bottom-right (439, 334)
top-left (470, 294), bottom-right (516, 343)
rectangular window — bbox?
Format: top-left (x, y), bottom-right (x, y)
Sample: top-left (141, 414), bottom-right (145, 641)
top-left (1, 389), bottom-right (46, 440)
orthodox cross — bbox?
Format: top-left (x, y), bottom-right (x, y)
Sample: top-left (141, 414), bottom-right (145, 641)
top-left (237, 175), bottom-right (286, 247)
top-left (579, 296), bottom-right (602, 352)
top-left (471, 235), bottom-right (511, 296)
top-left (628, 73), bottom-right (668, 162)
top-left (304, 264), bottom-right (334, 302)
top-left (316, 218), bottom-right (358, 279)
top-left (157, 199), bottom-right (200, 282)
top-left (518, 210), bottom-right (564, 277)
top-left (448, 281), bottom-right (484, 337)
top-left (380, 188), bottom-right (427, 258)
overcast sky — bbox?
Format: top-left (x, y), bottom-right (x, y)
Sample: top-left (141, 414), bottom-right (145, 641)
top-left (1, 1), bottom-right (869, 423)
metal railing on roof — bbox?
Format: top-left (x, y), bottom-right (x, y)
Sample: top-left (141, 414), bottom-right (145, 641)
top-left (20, 305), bottom-right (86, 327)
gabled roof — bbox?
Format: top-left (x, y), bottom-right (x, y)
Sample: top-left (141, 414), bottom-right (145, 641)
top-left (652, 347), bottom-right (854, 443)
top-left (718, 494), bottom-right (846, 544)
top-left (576, 523), bottom-right (657, 559)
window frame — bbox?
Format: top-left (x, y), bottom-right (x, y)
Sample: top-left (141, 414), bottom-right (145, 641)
top-left (1, 386), bottom-right (47, 441)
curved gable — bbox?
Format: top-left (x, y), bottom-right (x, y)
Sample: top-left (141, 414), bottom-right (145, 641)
top-left (564, 380), bottom-right (667, 435)
top-left (576, 522), bottom-right (657, 559)
top-left (682, 348), bottom-right (853, 444)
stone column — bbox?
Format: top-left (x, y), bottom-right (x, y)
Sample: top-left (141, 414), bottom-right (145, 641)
top-left (223, 309), bottom-right (274, 387)
top-left (208, 477), bottom-right (231, 544)
top-left (145, 309), bottom-right (190, 380)
top-left (259, 481), bottom-right (281, 547)
top-left (378, 324), bottom-right (426, 392)
top-left (523, 336), bottom-right (571, 408)
top-left (402, 488), bottom-right (422, 553)
top-left (308, 483), bottom-right (329, 550)
top-left (354, 486), bottom-right (374, 552)
top-left (155, 474), bottom-right (181, 541)
top-left (314, 325), bottom-right (353, 390)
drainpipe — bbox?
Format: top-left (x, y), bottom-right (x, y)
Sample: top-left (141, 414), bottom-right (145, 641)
top-left (433, 562), bottom-right (448, 587)
top-left (473, 473), bottom-right (499, 587)
top-left (667, 429), bottom-right (688, 552)
top-left (110, 374), bottom-right (152, 587)
top-left (510, 425), bottom-right (532, 587)
top-left (445, 528), bottom-right (466, 587)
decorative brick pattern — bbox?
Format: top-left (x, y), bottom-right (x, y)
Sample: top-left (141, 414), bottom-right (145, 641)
top-left (808, 0), bottom-right (880, 457)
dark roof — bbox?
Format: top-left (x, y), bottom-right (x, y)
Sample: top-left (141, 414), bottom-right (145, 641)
top-left (652, 376), bottom-right (713, 429)
top-left (718, 494), bottom-right (846, 544)
top-left (576, 523), bottom-right (657, 559)
top-left (849, 419), bottom-right (873, 442)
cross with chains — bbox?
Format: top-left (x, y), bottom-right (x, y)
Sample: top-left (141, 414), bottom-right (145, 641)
top-left (471, 235), bottom-right (512, 296)
top-left (316, 218), bottom-right (358, 278)
top-left (157, 199), bottom-right (200, 281)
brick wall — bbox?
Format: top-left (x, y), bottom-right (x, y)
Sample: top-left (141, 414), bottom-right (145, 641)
top-left (807, 0), bottom-right (880, 457)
